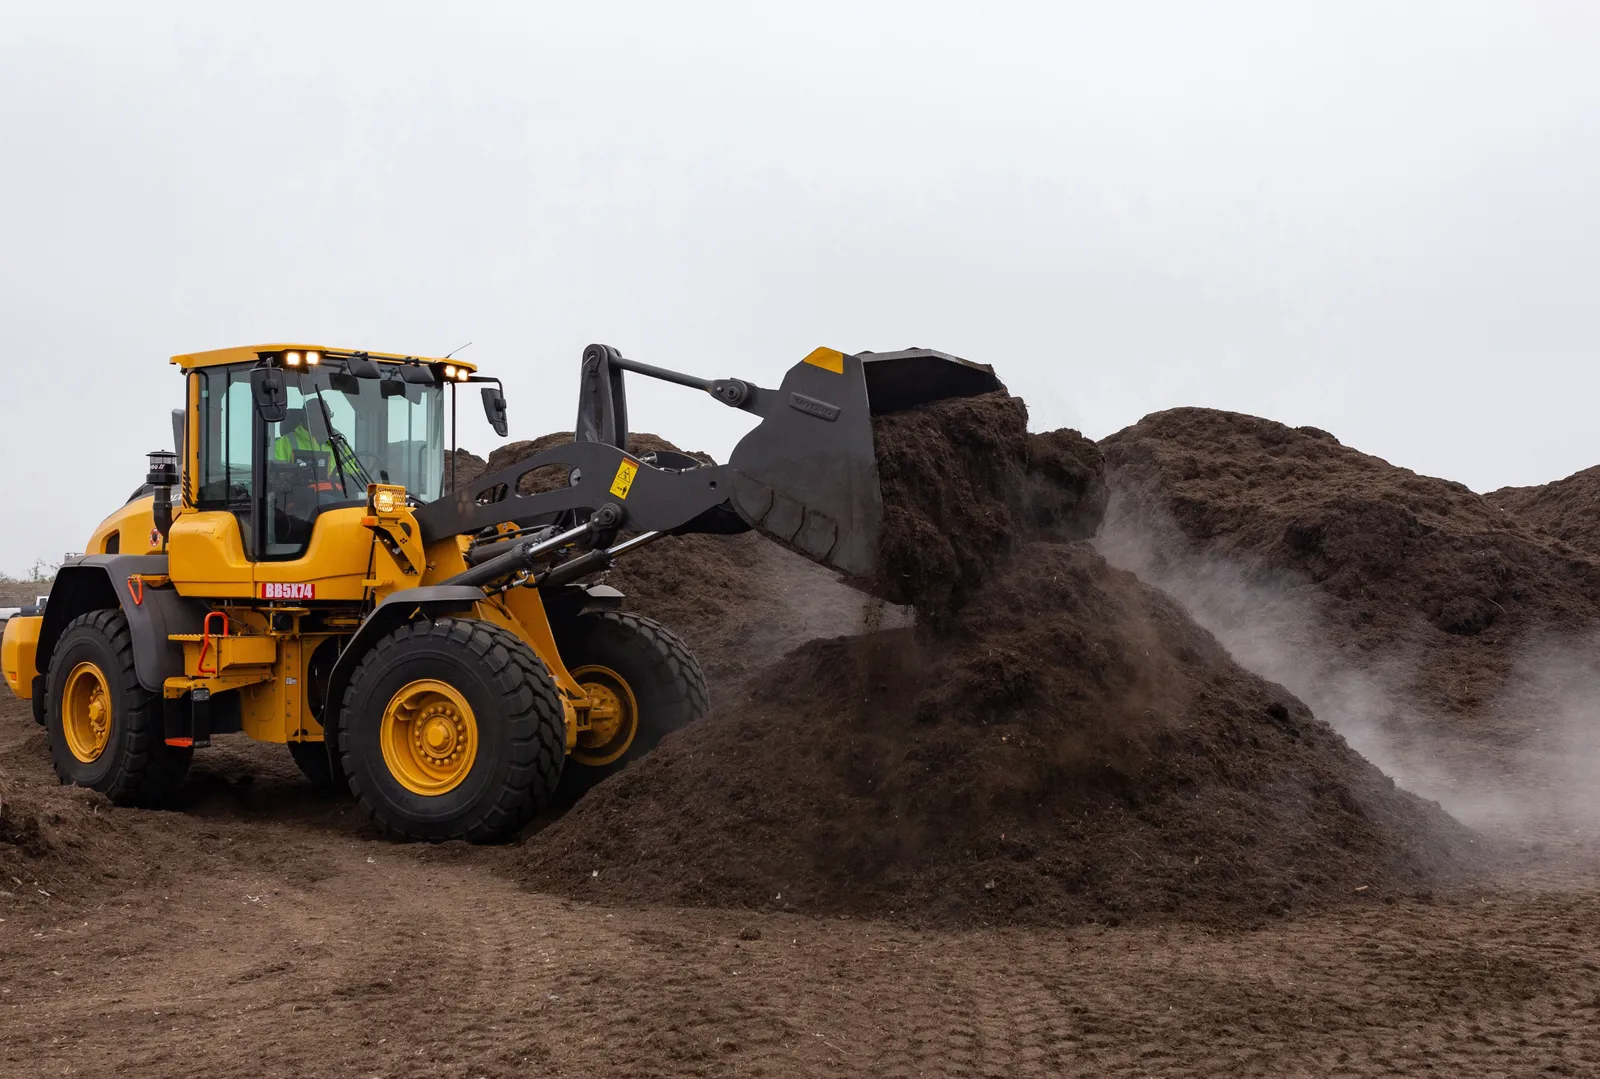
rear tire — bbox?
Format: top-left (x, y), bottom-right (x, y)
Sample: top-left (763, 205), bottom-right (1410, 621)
top-left (554, 611), bottom-right (708, 803)
top-left (338, 617), bottom-right (565, 842)
top-left (45, 609), bottom-right (191, 804)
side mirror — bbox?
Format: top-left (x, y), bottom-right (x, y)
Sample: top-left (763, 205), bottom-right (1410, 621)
top-left (249, 368), bottom-right (288, 424)
top-left (482, 387), bottom-right (508, 437)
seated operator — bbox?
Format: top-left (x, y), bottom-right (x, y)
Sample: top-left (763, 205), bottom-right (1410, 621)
top-left (273, 406), bottom-right (357, 477)
top-left (270, 406), bottom-right (358, 546)
top-left (274, 406), bottom-right (329, 462)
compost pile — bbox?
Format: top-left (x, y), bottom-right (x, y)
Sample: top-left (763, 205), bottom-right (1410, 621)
top-left (1487, 465), bottom-right (1600, 560)
top-left (443, 448), bottom-right (488, 493)
top-left (1099, 408), bottom-right (1600, 746)
top-left (522, 394), bottom-right (1473, 928)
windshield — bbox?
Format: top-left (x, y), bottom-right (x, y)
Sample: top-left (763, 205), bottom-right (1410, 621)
top-left (270, 368), bottom-right (445, 503)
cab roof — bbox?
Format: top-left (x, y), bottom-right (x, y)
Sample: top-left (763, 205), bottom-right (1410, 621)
top-left (169, 344), bottom-right (478, 374)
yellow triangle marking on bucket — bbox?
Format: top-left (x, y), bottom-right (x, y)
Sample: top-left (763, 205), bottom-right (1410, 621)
top-left (802, 347), bottom-right (845, 374)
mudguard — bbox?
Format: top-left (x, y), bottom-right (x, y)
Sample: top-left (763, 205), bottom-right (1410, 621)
top-left (36, 555), bottom-right (207, 694)
top-left (321, 585), bottom-right (487, 734)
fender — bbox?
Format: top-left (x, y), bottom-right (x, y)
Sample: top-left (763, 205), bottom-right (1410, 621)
top-left (36, 555), bottom-right (206, 694)
top-left (321, 582), bottom-right (628, 733)
top-left (309, 585), bottom-right (496, 786)
top-left (322, 585), bottom-right (487, 731)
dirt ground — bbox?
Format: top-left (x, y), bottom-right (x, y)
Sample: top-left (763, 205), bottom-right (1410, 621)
top-left (4, 693), bottom-right (1599, 1079)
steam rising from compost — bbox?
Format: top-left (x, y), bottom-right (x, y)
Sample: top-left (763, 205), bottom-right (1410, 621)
top-left (1098, 484), bottom-right (1600, 840)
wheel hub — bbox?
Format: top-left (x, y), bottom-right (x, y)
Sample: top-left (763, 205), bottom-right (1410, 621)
top-left (380, 680), bottom-right (479, 796)
top-left (571, 665), bottom-right (640, 768)
top-left (584, 684), bottom-right (625, 744)
top-left (62, 662), bottom-right (113, 765)
top-left (415, 707), bottom-right (465, 763)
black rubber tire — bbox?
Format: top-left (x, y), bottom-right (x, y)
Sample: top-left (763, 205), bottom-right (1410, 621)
top-left (287, 741), bottom-right (346, 792)
top-left (554, 611), bottom-right (708, 803)
top-left (338, 617), bottom-right (565, 843)
top-left (45, 609), bottom-right (192, 804)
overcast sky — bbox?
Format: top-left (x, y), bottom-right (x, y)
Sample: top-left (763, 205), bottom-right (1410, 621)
top-left (3, 2), bottom-right (1598, 573)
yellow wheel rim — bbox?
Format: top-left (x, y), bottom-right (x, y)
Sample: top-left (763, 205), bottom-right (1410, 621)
top-left (62, 661), bottom-right (113, 764)
top-left (572, 664), bottom-right (639, 767)
top-left (379, 679), bottom-right (479, 796)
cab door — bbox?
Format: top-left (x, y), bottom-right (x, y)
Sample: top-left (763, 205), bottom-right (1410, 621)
top-left (170, 365), bottom-right (257, 599)
top-left (252, 372), bottom-right (376, 603)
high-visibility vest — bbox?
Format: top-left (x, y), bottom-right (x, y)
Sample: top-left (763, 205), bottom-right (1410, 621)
top-left (272, 426), bottom-right (329, 462)
top-left (272, 426), bottom-right (358, 490)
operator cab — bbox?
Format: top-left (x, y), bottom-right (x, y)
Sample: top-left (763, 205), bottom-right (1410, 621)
top-left (174, 346), bottom-right (494, 563)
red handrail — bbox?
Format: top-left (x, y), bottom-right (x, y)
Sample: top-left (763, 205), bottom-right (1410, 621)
top-left (196, 611), bottom-right (230, 675)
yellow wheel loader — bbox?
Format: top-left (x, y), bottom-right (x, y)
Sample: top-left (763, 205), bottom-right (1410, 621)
top-left (0, 342), bottom-right (997, 841)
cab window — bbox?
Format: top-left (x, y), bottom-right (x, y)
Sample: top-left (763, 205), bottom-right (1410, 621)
top-left (194, 366), bottom-right (258, 551)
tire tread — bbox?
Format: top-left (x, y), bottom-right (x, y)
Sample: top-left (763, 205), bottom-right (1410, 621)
top-left (554, 611), bottom-right (708, 801)
top-left (45, 609), bottom-right (191, 805)
top-left (337, 617), bottom-right (565, 843)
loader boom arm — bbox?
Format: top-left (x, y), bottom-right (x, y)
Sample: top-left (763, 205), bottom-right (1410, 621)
top-left (415, 343), bottom-right (1001, 584)
top-left (412, 437), bottom-right (738, 544)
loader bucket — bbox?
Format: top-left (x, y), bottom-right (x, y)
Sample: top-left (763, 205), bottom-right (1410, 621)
top-left (725, 347), bottom-right (1001, 581)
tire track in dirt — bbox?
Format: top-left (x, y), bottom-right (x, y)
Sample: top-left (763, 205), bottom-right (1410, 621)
top-left (5, 813), bottom-right (1600, 1077)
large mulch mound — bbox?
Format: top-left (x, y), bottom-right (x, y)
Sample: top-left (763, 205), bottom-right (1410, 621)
top-left (442, 448), bottom-right (488, 493)
top-left (1487, 465), bottom-right (1600, 560)
top-left (519, 397), bottom-right (1474, 928)
top-left (1099, 407), bottom-right (1600, 748)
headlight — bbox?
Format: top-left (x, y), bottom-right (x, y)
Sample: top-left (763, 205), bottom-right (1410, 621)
top-left (305, 351), bottom-right (321, 366)
top-left (444, 365), bottom-right (458, 380)
top-left (372, 487), bottom-right (403, 514)
top-left (284, 351), bottom-right (302, 367)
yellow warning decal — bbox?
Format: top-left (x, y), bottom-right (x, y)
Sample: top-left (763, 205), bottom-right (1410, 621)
top-left (802, 347), bottom-right (845, 374)
top-left (609, 458), bottom-right (639, 499)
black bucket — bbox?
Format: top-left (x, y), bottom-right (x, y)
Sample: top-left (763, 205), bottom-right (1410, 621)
top-left (726, 347), bottom-right (1001, 580)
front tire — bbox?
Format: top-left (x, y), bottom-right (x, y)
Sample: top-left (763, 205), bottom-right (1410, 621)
top-left (338, 618), bottom-right (565, 842)
top-left (554, 612), bottom-right (708, 802)
top-left (46, 609), bottom-right (191, 804)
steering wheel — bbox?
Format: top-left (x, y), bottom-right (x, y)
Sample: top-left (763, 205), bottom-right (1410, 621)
top-left (352, 451), bottom-right (386, 478)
